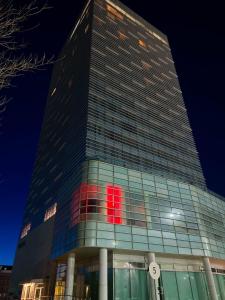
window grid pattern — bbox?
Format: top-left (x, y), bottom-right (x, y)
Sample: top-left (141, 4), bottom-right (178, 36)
top-left (20, 1), bottom-right (93, 232)
top-left (70, 160), bottom-right (225, 260)
top-left (86, 0), bottom-right (205, 188)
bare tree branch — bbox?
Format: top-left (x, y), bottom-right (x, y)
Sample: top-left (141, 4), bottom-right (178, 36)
top-left (0, 0), bottom-right (51, 50)
top-left (0, 0), bottom-right (53, 120)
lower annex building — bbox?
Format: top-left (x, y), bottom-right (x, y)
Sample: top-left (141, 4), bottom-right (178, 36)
top-left (10, 0), bottom-right (225, 299)
top-left (0, 266), bottom-right (12, 300)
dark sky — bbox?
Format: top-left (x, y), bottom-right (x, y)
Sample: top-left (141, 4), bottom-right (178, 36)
top-left (0, 0), bottom-right (225, 265)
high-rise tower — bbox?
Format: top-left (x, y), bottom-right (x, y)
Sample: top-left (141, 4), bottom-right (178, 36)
top-left (10, 1), bottom-right (225, 300)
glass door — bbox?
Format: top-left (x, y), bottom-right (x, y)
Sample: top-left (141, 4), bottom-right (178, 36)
top-left (34, 287), bottom-right (42, 300)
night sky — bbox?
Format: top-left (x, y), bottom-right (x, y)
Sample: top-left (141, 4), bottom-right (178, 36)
top-left (0, 0), bottom-right (225, 265)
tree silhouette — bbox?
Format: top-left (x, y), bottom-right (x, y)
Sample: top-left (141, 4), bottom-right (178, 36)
top-left (0, 0), bottom-right (53, 116)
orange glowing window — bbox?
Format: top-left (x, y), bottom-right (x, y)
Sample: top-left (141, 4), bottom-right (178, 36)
top-left (107, 12), bottom-right (116, 21)
top-left (139, 39), bottom-right (146, 48)
top-left (118, 31), bottom-right (128, 40)
top-left (107, 5), bottom-right (123, 20)
top-left (106, 185), bottom-right (123, 224)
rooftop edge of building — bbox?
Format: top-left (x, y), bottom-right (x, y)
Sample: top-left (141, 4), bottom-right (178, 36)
top-left (107, 0), bottom-right (168, 43)
top-left (0, 266), bottom-right (13, 271)
top-left (68, 0), bottom-right (169, 46)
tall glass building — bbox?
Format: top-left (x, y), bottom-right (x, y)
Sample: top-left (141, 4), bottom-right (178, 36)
top-left (10, 0), bottom-right (225, 299)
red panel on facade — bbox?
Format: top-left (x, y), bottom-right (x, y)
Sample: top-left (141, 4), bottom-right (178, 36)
top-left (106, 185), bottom-right (123, 224)
top-left (71, 183), bottom-right (101, 225)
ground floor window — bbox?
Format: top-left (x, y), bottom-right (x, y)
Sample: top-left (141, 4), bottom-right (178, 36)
top-left (53, 259), bottom-right (225, 300)
top-left (160, 271), bottom-right (209, 300)
top-left (214, 274), bottom-right (225, 300)
top-left (114, 269), bottom-right (149, 300)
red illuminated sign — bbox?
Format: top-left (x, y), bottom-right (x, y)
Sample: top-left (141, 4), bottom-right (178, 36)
top-left (71, 183), bottom-right (123, 226)
top-left (106, 185), bottom-right (123, 224)
top-left (71, 183), bottom-right (101, 225)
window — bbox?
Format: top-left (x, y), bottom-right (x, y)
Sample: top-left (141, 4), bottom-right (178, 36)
top-left (85, 24), bottom-right (89, 33)
top-left (94, 15), bottom-right (105, 25)
top-left (106, 185), bottom-right (123, 224)
top-left (106, 4), bottom-right (124, 20)
top-left (144, 77), bottom-right (155, 86)
top-left (21, 223), bottom-right (31, 239)
top-left (44, 203), bottom-right (57, 221)
top-left (141, 60), bottom-right (151, 70)
top-left (138, 39), bottom-right (146, 48)
top-left (118, 30), bottom-right (128, 40)
top-left (71, 183), bottom-right (102, 225)
top-left (51, 88), bottom-right (56, 96)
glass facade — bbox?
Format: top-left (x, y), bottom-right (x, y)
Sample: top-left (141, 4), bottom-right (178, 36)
top-left (52, 160), bottom-right (225, 260)
top-left (52, 253), bottom-right (225, 300)
top-left (114, 269), bottom-right (149, 299)
top-left (161, 271), bottom-right (209, 300)
top-left (214, 274), bottom-right (225, 300)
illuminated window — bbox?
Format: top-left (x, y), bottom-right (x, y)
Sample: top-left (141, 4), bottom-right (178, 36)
top-left (80, 183), bottom-right (101, 214)
top-left (141, 60), bottom-right (151, 70)
top-left (131, 61), bottom-right (142, 70)
top-left (132, 80), bottom-right (145, 88)
top-left (120, 83), bottom-right (134, 92)
top-left (158, 57), bottom-right (168, 64)
top-left (118, 30), bottom-right (128, 40)
top-left (93, 29), bottom-right (106, 39)
top-left (94, 15), bottom-right (105, 25)
top-left (92, 47), bottom-right (106, 57)
top-left (21, 282), bottom-right (44, 300)
top-left (85, 24), bottom-right (89, 33)
top-left (71, 183), bottom-right (101, 226)
top-left (106, 65), bottom-right (120, 74)
top-left (44, 203), bottom-right (57, 221)
top-left (165, 89), bottom-right (176, 97)
top-left (161, 73), bottom-right (172, 80)
top-left (107, 12), bottom-right (116, 21)
top-left (106, 185), bottom-right (123, 224)
top-left (51, 88), bottom-right (56, 96)
top-left (106, 4), bottom-right (124, 20)
top-left (118, 46), bottom-right (131, 55)
top-left (144, 77), bottom-right (155, 86)
top-left (169, 109), bottom-right (180, 116)
top-left (90, 66), bottom-right (106, 76)
top-left (106, 46), bottom-right (119, 55)
top-left (21, 223), bottom-right (31, 239)
top-left (119, 63), bottom-right (132, 72)
top-left (54, 264), bottom-right (66, 298)
top-left (169, 70), bottom-right (178, 78)
top-left (151, 58), bottom-right (160, 66)
top-left (138, 39), bottom-right (146, 48)
top-left (106, 30), bottom-right (119, 40)
top-left (130, 45), bottom-right (140, 54)
top-left (153, 74), bottom-right (164, 82)
top-left (156, 93), bottom-right (168, 100)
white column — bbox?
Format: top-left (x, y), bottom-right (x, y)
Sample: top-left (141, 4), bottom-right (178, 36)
top-left (65, 252), bottom-right (75, 300)
top-left (203, 257), bottom-right (218, 300)
top-left (99, 248), bottom-right (108, 300)
top-left (147, 252), bottom-right (157, 300)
